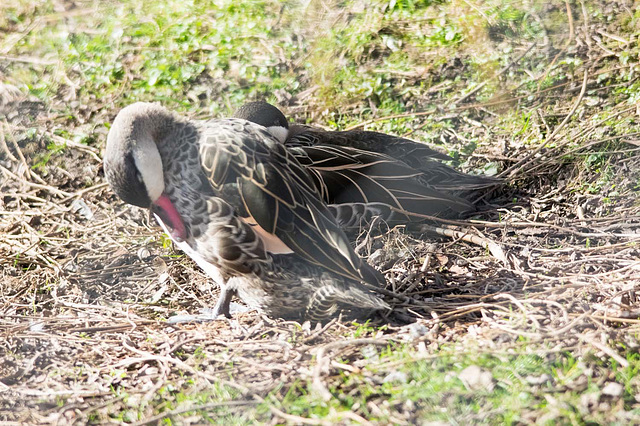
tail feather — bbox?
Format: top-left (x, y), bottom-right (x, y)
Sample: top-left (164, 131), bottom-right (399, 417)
top-left (305, 280), bottom-right (390, 321)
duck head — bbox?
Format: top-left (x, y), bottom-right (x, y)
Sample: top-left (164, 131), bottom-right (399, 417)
top-left (234, 101), bottom-right (289, 143)
top-left (104, 102), bottom-right (187, 241)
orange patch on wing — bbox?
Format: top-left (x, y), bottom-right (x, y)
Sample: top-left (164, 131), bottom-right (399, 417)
top-left (241, 216), bottom-right (293, 254)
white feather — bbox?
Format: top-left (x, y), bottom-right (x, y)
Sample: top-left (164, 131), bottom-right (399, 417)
top-left (156, 216), bottom-right (226, 287)
top-left (132, 138), bottom-right (165, 202)
top-left (266, 125), bottom-right (288, 144)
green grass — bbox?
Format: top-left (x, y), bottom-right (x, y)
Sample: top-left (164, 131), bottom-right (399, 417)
top-left (267, 341), bottom-right (640, 424)
top-left (5, 1), bottom-right (300, 115)
top-left (119, 338), bottom-right (640, 424)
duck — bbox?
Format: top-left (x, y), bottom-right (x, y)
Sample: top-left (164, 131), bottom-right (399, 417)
top-left (104, 102), bottom-right (389, 322)
top-left (234, 101), bottom-right (500, 229)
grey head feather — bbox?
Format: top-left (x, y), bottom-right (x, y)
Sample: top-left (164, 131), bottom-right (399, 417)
top-left (234, 101), bottom-right (289, 143)
top-left (234, 101), bottom-right (289, 129)
top-left (104, 102), bottom-right (182, 207)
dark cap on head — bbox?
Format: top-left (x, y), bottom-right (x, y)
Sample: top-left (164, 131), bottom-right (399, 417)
top-left (234, 101), bottom-right (289, 129)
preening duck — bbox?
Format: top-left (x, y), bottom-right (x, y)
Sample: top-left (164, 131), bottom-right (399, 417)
top-left (104, 102), bottom-right (389, 321)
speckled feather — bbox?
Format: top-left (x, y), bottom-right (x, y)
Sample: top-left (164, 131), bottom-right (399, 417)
top-left (194, 118), bottom-right (384, 286)
top-left (286, 144), bottom-right (474, 217)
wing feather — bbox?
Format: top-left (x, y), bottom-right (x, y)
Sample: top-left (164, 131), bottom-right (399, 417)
top-left (199, 119), bottom-right (383, 286)
top-left (287, 143), bottom-right (476, 218)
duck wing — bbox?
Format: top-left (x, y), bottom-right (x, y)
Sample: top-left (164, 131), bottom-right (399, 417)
top-left (288, 125), bottom-right (451, 161)
top-left (288, 125), bottom-right (500, 190)
top-left (288, 143), bottom-right (474, 220)
top-left (198, 118), bottom-right (384, 287)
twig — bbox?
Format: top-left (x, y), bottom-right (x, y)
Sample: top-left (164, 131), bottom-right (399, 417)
top-left (302, 317), bottom-right (338, 343)
top-left (502, 69), bottom-right (589, 178)
top-left (267, 404), bottom-right (327, 425)
top-left (579, 334), bottom-right (629, 368)
top-left (49, 133), bottom-right (102, 162)
top-left (419, 243), bottom-right (438, 273)
top-left (4, 120), bottom-right (42, 183)
top-left (59, 182), bottom-right (109, 203)
top-left (536, 1), bottom-right (575, 93)
top-left (566, 1), bottom-right (575, 46)
top-left (596, 30), bottom-right (630, 45)
top-left (494, 294), bottom-right (541, 329)
top-left (0, 54), bottom-right (57, 66)
top-left (312, 338), bottom-right (390, 401)
top-left (362, 282), bottom-right (424, 305)
top-left (562, 131), bottom-right (640, 156)
top-left (130, 400), bottom-right (259, 426)
top-left (120, 339), bottom-right (333, 425)
top-left (522, 106), bottom-right (638, 176)
top-left (418, 223), bottom-right (513, 268)
top-left (345, 63), bottom-right (626, 134)
top-left (580, 1), bottom-right (592, 48)
top-left (0, 123), bottom-right (19, 162)
top-left (117, 339), bottom-right (250, 394)
top-left (344, 109), bottom-right (436, 131)
top-left (0, 164), bottom-right (73, 197)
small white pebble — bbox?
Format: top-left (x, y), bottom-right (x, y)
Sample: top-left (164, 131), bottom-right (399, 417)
top-left (458, 365), bottom-right (495, 391)
top-left (602, 382), bottom-right (623, 397)
top-left (137, 247), bottom-right (151, 260)
top-left (526, 374), bottom-right (552, 385)
top-left (144, 367), bottom-right (159, 376)
top-left (29, 322), bottom-right (45, 332)
top-left (382, 371), bottom-right (408, 384)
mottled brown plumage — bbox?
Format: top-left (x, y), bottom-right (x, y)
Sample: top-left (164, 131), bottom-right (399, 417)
top-left (104, 102), bottom-right (388, 322)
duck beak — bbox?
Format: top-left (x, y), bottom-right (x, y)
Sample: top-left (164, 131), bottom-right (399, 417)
top-left (151, 194), bottom-right (187, 242)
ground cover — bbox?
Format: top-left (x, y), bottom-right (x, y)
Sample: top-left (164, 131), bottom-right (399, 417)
top-left (1, 0), bottom-right (639, 423)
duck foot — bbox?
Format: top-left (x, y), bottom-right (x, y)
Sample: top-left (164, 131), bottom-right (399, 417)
top-left (167, 287), bottom-right (242, 324)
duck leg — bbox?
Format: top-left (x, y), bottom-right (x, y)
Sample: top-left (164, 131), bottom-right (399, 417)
top-left (207, 284), bottom-right (236, 319)
top-left (167, 283), bottom-right (237, 323)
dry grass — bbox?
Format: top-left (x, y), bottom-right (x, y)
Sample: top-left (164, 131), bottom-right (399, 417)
top-left (1, 0), bottom-right (640, 423)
